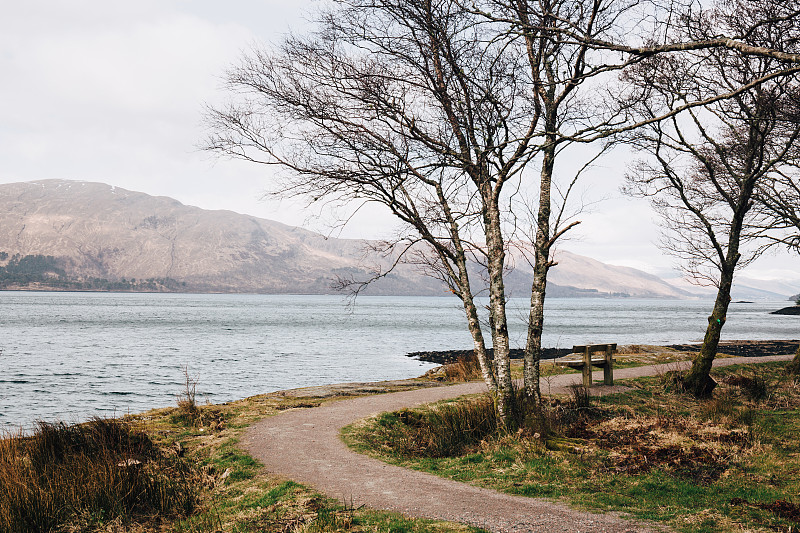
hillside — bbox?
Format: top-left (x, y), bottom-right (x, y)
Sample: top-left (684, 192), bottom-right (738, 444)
top-left (0, 179), bottom-right (691, 297)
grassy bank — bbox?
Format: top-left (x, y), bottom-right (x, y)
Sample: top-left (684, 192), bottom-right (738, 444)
top-left (142, 389), bottom-right (486, 533)
top-left (0, 418), bottom-right (197, 532)
top-left (1, 378), bottom-right (484, 533)
top-left (344, 361), bottom-right (800, 532)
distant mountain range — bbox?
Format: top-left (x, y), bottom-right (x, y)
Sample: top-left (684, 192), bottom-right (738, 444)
top-left (0, 179), bottom-right (791, 299)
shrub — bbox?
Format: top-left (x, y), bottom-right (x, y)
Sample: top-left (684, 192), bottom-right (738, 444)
top-left (0, 418), bottom-right (198, 532)
top-left (177, 367), bottom-right (199, 412)
top-left (358, 387), bottom-right (603, 459)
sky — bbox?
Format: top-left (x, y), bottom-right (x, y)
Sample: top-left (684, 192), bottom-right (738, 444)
top-left (1, 1), bottom-right (798, 288)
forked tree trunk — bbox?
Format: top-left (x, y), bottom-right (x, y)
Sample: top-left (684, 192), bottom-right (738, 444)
top-left (682, 142), bottom-right (756, 397)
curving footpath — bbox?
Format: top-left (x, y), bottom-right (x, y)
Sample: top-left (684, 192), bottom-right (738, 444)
top-left (244, 355), bottom-right (793, 533)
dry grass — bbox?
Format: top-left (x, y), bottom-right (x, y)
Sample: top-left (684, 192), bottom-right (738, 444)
top-left (356, 395), bottom-right (499, 457)
top-left (1, 372), bottom-right (479, 533)
top-left (128, 381), bottom-right (483, 533)
top-left (443, 354), bottom-right (483, 381)
top-left (0, 418), bottom-right (198, 533)
top-left (425, 346), bottom-right (697, 385)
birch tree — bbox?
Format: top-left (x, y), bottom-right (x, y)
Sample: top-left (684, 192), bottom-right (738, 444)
top-left (469, 0), bottom-right (705, 401)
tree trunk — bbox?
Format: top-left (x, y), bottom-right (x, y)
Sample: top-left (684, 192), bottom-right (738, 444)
top-left (460, 284), bottom-right (497, 393)
top-left (523, 133), bottom-right (557, 406)
top-left (484, 198), bottom-right (514, 428)
top-left (682, 130), bottom-right (758, 397)
top-left (524, 260), bottom-right (547, 404)
top-left (682, 269), bottom-right (735, 396)
top-left (787, 344), bottom-right (800, 375)
top-left (475, 163), bottom-right (514, 427)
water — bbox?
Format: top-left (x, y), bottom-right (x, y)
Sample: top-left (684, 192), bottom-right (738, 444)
top-left (1, 292), bottom-right (797, 430)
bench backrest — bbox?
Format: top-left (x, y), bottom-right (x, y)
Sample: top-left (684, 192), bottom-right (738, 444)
top-left (572, 343), bottom-right (617, 353)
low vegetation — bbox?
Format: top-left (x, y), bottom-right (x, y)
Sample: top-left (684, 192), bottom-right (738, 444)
top-left (345, 361), bottom-right (800, 533)
top-left (5, 348), bottom-right (795, 532)
top-left (0, 252), bottom-right (185, 291)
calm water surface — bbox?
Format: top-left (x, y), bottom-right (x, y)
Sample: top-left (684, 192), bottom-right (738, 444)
top-left (1, 292), bottom-right (796, 430)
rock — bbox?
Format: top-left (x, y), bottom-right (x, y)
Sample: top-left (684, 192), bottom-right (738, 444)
top-left (771, 306), bottom-right (800, 315)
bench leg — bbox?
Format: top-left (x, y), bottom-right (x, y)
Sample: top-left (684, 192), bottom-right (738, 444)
top-left (604, 346), bottom-right (614, 385)
top-left (582, 363), bottom-right (592, 388)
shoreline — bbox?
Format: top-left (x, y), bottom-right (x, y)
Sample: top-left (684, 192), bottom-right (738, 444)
top-left (408, 339), bottom-right (800, 365)
top-left (4, 340), bottom-right (797, 431)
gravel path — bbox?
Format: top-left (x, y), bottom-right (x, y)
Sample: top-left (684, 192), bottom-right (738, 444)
top-left (244, 355), bottom-right (794, 533)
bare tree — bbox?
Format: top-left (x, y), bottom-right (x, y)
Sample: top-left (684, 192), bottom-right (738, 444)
top-left (553, 1), bottom-right (800, 66)
top-left (205, 0), bottom-right (546, 425)
top-left (623, 0), bottom-right (800, 395)
top-left (470, 0), bottom-right (714, 401)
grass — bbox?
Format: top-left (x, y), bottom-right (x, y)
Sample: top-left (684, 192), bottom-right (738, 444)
top-left (144, 389), bottom-right (487, 533)
top-left (1, 345), bottom-right (782, 532)
top-left (358, 396), bottom-right (499, 458)
top-left (344, 361), bottom-right (800, 533)
top-left (433, 345), bottom-right (700, 384)
top-left (1, 376), bottom-right (486, 533)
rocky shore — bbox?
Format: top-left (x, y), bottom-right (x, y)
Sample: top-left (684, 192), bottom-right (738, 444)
top-left (408, 339), bottom-right (800, 365)
top-left (406, 347), bottom-right (571, 365)
top-left (771, 306), bottom-right (800, 315)
top-left (667, 339), bottom-right (800, 357)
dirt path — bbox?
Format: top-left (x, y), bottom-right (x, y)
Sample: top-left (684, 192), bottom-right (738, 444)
top-left (244, 355), bottom-right (794, 533)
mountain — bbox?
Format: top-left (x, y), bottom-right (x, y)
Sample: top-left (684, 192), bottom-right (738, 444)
top-left (0, 180), bottom-right (444, 294)
top-left (0, 179), bottom-right (690, 297)
top-left (735, 277), bottom-right (800, 300)
top-left (662, 274), bottom-right (800, 301)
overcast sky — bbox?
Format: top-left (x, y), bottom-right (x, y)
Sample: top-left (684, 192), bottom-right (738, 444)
top-left (1, 1), bottom-right (798, 286)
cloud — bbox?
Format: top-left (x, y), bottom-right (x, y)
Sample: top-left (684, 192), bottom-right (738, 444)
top-left (0, 1), bottom-right (797, 281)
top-left (0, 2), bottom-right (260, 201)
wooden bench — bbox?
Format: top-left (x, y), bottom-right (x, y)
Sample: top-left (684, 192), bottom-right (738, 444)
top-left (554, 343), bottom-right (617, 387)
